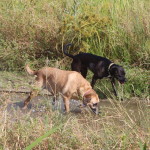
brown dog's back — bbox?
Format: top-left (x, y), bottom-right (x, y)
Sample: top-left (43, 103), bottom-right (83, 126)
top-left (25, 65), bottom-right (91, 94)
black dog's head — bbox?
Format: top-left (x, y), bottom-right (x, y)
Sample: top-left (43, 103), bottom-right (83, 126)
top-left (110, 65), bottom-right (126, 84)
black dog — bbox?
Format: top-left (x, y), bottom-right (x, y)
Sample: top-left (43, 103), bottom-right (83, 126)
top-left (63, 44), bottom-right (126, 97)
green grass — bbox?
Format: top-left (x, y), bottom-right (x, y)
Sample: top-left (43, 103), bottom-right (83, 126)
top-left (0, 0), bottom-right (149, 70)
top-left (0, 1), bottom-right (149, 149)
top-left (25, 124), bottom-right (63, 150)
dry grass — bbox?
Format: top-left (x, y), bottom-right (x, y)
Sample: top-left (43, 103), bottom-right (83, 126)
top-left (0, 71), bottom-right (149, 150)
top-left (0, 94), bottom-right (149, 150)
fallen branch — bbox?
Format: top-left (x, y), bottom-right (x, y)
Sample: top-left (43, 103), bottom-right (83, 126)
top-left (0, 89), bottom-right (52, 96)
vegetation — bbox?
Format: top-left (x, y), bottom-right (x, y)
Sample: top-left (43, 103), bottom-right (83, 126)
top-left (0, 0), bottom-right (149, 149)
top-left (0, 0), bottom-right (149, 70)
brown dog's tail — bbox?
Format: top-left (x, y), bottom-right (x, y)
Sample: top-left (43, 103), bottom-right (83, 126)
top-left (25, 64), bottom-right (37, 76)
top-left (63, 43), bottom-right (74, 59)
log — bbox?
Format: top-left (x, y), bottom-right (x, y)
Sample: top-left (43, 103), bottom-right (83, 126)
top-left (0, 89), bottom-right (52, 96)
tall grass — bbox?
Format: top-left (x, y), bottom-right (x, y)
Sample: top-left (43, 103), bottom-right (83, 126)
top-left (25, 124), bottom-right (63, 150)
top-left (0, 0), bottom-right (149, 70)
top-left (0, 93), bottom-right (149, 149)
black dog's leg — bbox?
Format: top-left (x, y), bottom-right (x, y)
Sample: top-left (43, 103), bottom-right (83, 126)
top-left (71, 60), bottom-right (81, 72)
top-left (81, 67), bottom-right (88, 78)
top-left (110, 78), bottom-right (117, 97)
top-left (91, 75), bottom-right (98, 88)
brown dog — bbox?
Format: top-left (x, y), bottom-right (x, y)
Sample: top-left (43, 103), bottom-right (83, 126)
top-left (23, 65), bottom-right (100, 114)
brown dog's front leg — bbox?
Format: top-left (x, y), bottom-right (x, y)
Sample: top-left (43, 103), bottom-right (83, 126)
top-left (52, 95), bottom-right (57, 105)
top-left (63, 97), bottom-right (70, 113)
top-left (22, 90), bottom-right (39, 109)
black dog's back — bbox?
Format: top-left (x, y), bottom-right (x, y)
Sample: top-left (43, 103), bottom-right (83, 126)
top-left (63, 44), bottom-right (111, 66)
top-left (63, 44), bottom-right (126, 97)
top-left (73, 53), bottom-right (111, 66)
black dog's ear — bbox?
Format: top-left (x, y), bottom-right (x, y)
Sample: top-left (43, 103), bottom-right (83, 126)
top-left (111, 65), bottom-right (125, 75)
top-left (109, 65), bottom-right (116, 74)
top-left (109, 64), bottom-right (119, 74)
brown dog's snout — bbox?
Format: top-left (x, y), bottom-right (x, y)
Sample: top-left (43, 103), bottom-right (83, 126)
top-left (89, 103), bottom-right (99, 114)
top-left (83, 98), bottom-right (99, 114)
top-left (93, 103), bottom-right (98, 107)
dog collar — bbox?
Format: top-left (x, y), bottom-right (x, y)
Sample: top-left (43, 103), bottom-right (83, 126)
top-left (108, 63), bottom-right (115, 71)
top-left (107, 63), bottom-right (115, 77)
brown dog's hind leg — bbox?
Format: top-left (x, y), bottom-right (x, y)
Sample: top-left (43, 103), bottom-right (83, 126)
top-left (23, 77), bottom-right (43, 109)
top-left (22, 90), bottom-right (39, 109)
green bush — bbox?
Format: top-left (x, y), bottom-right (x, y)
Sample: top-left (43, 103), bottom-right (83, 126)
top-left (0, 0), bottom-right (149, 70)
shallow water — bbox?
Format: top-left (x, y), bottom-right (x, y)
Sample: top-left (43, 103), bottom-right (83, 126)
top-left (0, 92), bottom-right (149, 121)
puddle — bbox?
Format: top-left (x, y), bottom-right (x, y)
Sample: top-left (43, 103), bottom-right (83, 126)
top-left (0, 92), bottom-right (149, 123)
top-left (0, 93), bottom-right (84, 120)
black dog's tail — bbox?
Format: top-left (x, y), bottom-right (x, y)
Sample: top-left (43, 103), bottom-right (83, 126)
top-left (63, 43), bottom-right (74, 59)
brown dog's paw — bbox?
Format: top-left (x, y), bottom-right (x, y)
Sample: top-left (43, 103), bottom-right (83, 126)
top-left (78, 104), bottom-right (86, 108)
top-left (22, 105), bottom-right (27, 110)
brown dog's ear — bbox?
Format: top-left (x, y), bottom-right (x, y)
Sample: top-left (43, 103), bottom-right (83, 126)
top-left (83, 89), bottom-right (92, 97)
top-left (83, 96), bottom-right (91, 105)
top-left (83, 89), bottom-right (92, 105)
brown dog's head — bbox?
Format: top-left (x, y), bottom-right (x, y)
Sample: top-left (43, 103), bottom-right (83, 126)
top-left (83, 89), bottom-right (100, 114)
